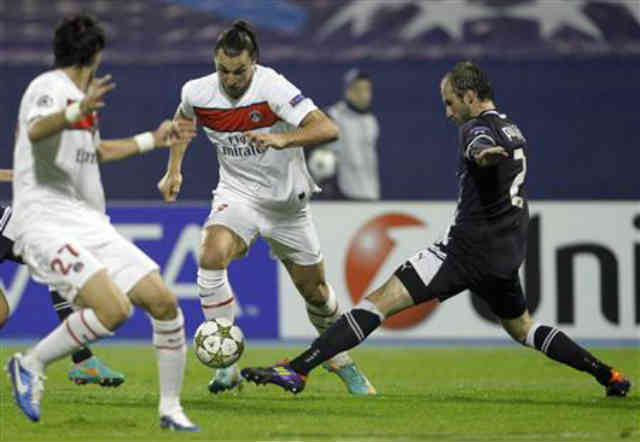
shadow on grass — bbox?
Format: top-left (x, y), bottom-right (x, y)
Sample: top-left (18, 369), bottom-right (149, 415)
top-left (379, 392), bottom-right (639, 410)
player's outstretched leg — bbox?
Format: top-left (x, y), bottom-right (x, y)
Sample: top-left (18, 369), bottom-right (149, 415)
top-left (306, 285), bottom-right (375, 395)
top-left (243, 275), bottom-right (413, 393)
top-left (7, 301), bottom-right (124, 422)
top-left (289, 259), bottom-right (375, 396)
top-left (51, 290), bottom-right (126, 387)
top-left (505, 314), bottom-right (631, 397)
top-left (198, 267), bottom-right (243, 394)
top-left (241, 306), bottom-right (379, 394)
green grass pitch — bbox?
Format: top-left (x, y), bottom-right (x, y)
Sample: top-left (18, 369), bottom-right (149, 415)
top-left (0, 344), bottom-right (638, 441)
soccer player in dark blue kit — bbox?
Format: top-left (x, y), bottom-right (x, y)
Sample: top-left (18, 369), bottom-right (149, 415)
top-left (241, 61), bottom-right (631, 397)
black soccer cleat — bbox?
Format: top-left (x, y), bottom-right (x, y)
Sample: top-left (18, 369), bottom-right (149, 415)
top-left (241, 363), bottom-right (307, 394)
top-left (605, 369), bottom-right (631, 397)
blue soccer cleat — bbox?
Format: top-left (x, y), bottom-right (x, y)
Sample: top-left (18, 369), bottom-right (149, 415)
top-left (241, 361), bottom-right (307, 394)
top-left (159, 410), bottom-right (200, 432)
top-left (6, 353), bottom-right (45, 422)
top-left (68, 356), bottom-right (125, 387)
top-left (323, 361), bottom-right (376, 396)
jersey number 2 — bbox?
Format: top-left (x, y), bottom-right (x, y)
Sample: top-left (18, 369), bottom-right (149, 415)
top-left (510, 148), bottom-right (526, 208)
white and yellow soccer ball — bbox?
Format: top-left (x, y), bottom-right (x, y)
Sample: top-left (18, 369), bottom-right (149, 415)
top-left (193, 318), bottom-right (245, 368)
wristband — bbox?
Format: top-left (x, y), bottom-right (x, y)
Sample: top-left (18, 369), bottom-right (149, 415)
top-left (134, 132), bottom-right (155, 153)
top-left (64, 102), bottom-right (82, 124)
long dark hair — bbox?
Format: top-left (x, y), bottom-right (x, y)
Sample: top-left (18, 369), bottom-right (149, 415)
top-left (215, 20), bottom-right (259, 61)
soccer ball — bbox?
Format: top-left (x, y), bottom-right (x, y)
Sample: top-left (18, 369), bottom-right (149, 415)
top-left (308, 148), bottom-right (336, 180)
top-left (193, 318), bottom-right (245, 368)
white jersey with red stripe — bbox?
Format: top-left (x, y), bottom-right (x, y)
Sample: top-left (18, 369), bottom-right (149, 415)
top-left (12, 69), bottom-right (106, 236)
top-left (180, 65), bottom-right (320, 211)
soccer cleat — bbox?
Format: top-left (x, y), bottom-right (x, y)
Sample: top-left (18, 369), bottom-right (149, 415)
top-left (6, 353), bottom-right (45, 422)
top-left (241, 362), bottom-right (307, 394)
top-left (323, 361), bottom-right (376, 396)
top-left (160, 410), bottom-right (200, 432)
top-left (208, 364), bottom-right (243, 394)
top-left (605, 369), bottom-right (631, 397)
top-left (68, 356), bottom-right (125, 387)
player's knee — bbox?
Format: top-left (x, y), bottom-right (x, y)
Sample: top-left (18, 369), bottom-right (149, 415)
top-left (146, 289), bottom-right (178, 321)
top-left (95, 299), bottom-right (130, 330)
top-left (502, 316), bottom-right (532, 343)
top-left (298, 279), bottom-right (328, 305)
top-left (198, 246), bottom-right (233, 269)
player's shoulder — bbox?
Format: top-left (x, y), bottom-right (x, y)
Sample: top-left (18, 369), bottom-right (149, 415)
top-left (27, 70), bottom-right (64, 92)
top-left (255, 65), bottom-right (298, 91)
top-left (255, 64), bottom-right (282, 81)
top-left (482, 111), bottom-right (526, 144)
top-left (183, 73), bottom-right (217, 93)
top-left (460, 116), bottom-right (494, 139)
top-left (182, 73), bottom-right (218, 103)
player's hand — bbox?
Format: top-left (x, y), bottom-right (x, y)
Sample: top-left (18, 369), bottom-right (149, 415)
top-left (474, 146), bottom-right (508, 167)
top-left (0, 169), bottom-right (13, 182)
top-left (152, 119), bottom-right (196, 148)
top-left (246, 131), bottom-right (288, 150)
top-left (157, 171), bottom-right (183, 203)
top-left (80, 75), bottom-right (115, 115)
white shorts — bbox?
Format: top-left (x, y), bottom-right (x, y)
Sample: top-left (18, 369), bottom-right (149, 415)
top-left (205, 191), bottom-right (323, 266)
top-left (15, 212), bottom-right (159, 303)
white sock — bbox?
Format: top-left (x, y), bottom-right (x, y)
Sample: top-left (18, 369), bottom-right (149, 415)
top-left (198, 268), bottom-right (235, 322)
top-left (24, 309), bottom-right (114, 374)
top-left (306, 284), bottom-right (351, 367)
top-left (152, 308), bottom-right (186, 416)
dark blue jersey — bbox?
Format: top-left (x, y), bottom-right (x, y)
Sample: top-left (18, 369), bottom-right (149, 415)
top-left (442, 110), bottom-right (529, 277)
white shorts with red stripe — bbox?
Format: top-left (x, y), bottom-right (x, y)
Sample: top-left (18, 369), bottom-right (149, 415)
top-left (15, 209), bottom-right (158, 302)
top-left (205, 190), bottom-right (323, 266)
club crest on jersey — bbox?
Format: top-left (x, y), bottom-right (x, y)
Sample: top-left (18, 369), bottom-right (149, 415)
top-left (36, 94), bottom-right (54, 108)
top-left (249, 109), bottom-right (262, 122)
top-left (470, 126), bottom-right (491, 137)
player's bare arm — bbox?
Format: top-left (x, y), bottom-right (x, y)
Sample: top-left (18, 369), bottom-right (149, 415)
top-left (157, 106), bottom-right (196, 202)
top-left (246, 109), bottom-right (338, 150)
top-left (0, 169), bottom-right (13, 182)
top-left (98, 119), bottom-right (195, 163)
top-left (28, 75), bottom-right (115, 143)
top-left (0, 287), bottom-right (9, 329)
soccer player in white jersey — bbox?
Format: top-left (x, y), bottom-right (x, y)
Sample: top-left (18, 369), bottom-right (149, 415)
top-left (6, 16), bottom-right (199, 431)
top-left (157, 20), bottom-right (375, 396)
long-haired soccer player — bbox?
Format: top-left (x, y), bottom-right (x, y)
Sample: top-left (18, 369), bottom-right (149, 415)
top-left (157, 20), bottom-right (376, 396)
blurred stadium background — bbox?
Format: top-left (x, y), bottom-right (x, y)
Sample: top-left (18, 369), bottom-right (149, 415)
top-left (1, 0), bottom-right (638, 346)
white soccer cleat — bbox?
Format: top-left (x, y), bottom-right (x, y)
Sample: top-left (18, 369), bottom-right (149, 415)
top-left (159, 409), bottom-right (200, 432)
top-left (208, 363), bottom-right (243, 394)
